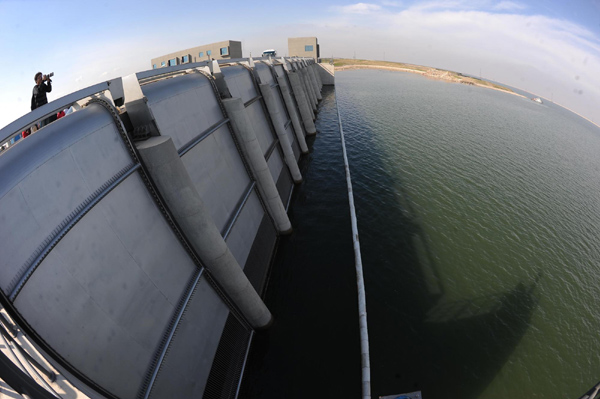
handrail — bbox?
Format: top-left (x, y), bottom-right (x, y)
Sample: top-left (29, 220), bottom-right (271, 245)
top-left (0, 81), bottom-right (111, 146)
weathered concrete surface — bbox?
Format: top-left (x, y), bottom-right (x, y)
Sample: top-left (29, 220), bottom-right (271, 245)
top-left (223, 98), bottom-right (293, 234)
top-left (136, 135), bottom-right (273, 329)
top-left (259, 83), bottom-right (302, 183)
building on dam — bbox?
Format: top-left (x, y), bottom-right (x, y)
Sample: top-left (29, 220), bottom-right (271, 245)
top-left (0, 52), bottom-right (333, 399)
top-left (150, 40), bottom-right (243, 69)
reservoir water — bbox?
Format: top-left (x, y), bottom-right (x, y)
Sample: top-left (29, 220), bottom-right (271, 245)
top-left (242, 69), bottom-right (600, 399)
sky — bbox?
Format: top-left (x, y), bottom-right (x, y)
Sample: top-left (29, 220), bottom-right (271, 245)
top-left (1, 0), bottom-right (599, 129)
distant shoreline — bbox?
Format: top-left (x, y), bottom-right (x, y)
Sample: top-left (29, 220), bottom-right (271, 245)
top-left (332, 59), bottom-right (600, 129)
top-left (334, 60), bottom-right (525, 99)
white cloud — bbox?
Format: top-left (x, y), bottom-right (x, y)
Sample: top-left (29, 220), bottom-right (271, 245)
top-left (493, 1), bottom-right (527, 11)
top-left (338, 3), bottom-right (382, 14)
top-left (100, 71), bottom-right (108, 77)
top-left (410, 0), bottom-right (475, 11)
top-left (381, 0), bottom-right (403, 6)
top-left (75, 76), bottom-right (83, 83)
top-left (313, 4), bottom-right (600, 125)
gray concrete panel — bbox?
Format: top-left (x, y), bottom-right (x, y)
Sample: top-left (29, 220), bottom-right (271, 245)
top-left (225, 191), bottom-right (264, 269)
top-left (316, 63), bottom-right (335, 85)
top-left (137, 136), bottom-right (272, 328)
top-left (221, 66), bottom-right (257, 103)
top-left (0, 104), bottom-right (132, 295)
top-left (142, 74), bottom-right (223, 152)
top-left (18, 149), bottom-right (91, 230)
top-left (292, 139), bottom-right (300, 161)
top-left (255, 63), bottom-right (274, 86)
top-left (222, 98), bottom-right (291, 235)
top-left (181, 126), bottom-right (251, 232)
top-left (147, 278), bottom-right (229, 399)
top-left (97, 174), bottom-right (196, 304)
top-left (275, 72), bottom-right (309, 153)
top-left (285, 124), bottom-right (297, 152)
top-left (15, 250), bottom-right (154, 399)
top-left (273, 64), bottom-right (285, 78)
top-left (51, 199), bottom-right (182, 349)
top-left (0, 186), bottom-right (45, 294)
top-left (267, 149), bottom-right (284, 185)
top-left (0, 105), bottom-right (125, 199)
top-left (245, 102), bottom-right (274, 156)
top-left (259, 83), bottom-right (302, 183)
top-left (68, 117), bottom-right (133, 190)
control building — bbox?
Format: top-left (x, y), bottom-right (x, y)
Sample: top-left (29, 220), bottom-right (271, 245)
top-left (288, 37), bottom-right (319, 61)
top-left (151, 40), bottom-right (242, 69)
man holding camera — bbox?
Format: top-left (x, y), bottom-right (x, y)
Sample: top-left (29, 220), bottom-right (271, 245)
top-left (31, 72), bottom-right (53, 127)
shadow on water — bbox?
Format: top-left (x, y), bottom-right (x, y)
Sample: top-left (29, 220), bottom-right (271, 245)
top-left (240, 83), bottom-right (541, 399)
top-left (339, 94), bottom-right (541, 399)
top-left (239, 86), bottom-right (361, 399)
top-left (362, 176), bottom-right (540, 399)
top-left (421, 277), bottom-right (540, 399)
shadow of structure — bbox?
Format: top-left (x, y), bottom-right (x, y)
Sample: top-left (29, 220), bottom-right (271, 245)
top-left (339, 106), bottom-right (541, 398)
top-left (360, 173), bottom-right (541, 399)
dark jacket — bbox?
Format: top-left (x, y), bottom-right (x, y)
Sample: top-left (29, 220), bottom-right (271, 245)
top-left (31, 81), bottom-right (52, 111)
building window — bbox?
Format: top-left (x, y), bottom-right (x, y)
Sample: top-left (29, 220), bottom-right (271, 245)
top-left (182, 55), bottom-right (189, 63)
top-left (305, 45), bottom-right (314, 52)
top-left (207, 50), bottom-right (211, 56)
top-left (220, 47), bottom-right (228, 56)
top-left (161, 61), bottom-right (166, 67)
top-left (168, 58), bottom-right (177, 66)
top-left (153, 64), bottom-right (157, 69)
top-left (199, 51), bottom-right (204, 57)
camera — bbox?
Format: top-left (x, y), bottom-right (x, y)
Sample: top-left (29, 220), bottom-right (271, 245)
top-left (44, 72), bottom-right (54, 81)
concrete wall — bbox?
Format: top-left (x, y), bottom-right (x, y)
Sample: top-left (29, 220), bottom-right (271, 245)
top-left (151, 40), bottom-right (243, 68)
top-left (0, 57), bottom-right (322, 399)
top-left (317, 63), bottom-right (335, 85)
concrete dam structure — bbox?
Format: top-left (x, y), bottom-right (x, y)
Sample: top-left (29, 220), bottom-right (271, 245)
top-left (0, 57), bottom-right (333, 399)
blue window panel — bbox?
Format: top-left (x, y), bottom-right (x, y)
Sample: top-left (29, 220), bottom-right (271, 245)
top-left (168, 58), bottom-right (177, 66)
top-left (153, 64), bottom-right (157, 69)
top-left (305, 45), bottom-right (314, 52)
top-left (161, 61), bottom-right (166, 67)
top-left (182, 55), bottom-right (189, 63)
top-left (199, 51), bottom-right (204, 57)
top-left (220, 47), bottom-right (228, 56)
top-left (207, 50), bottom-right (211, 56)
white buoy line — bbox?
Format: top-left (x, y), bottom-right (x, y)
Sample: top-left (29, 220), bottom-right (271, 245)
top-left (334, 91), bottom-right (371, 399)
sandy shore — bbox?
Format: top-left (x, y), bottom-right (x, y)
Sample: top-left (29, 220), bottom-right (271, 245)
top-left (335, 64), bottom-right (526, 99)
top-left (336, 63), bottom-right (599, 129)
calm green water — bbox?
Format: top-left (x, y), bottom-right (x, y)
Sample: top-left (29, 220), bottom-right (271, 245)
top-left (337, 70), bottom-right (600, 399)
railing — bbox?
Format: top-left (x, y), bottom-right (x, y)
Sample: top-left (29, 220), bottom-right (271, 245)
top-left (0, 81), bottom-right (117, 152)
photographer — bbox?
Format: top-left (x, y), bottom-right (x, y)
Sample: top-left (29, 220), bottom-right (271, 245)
top-left (31, 72), bottom-right (53, 127)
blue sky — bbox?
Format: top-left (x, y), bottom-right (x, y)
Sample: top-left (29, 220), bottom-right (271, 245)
top-left (1, 0), bottom-right (599, 128)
